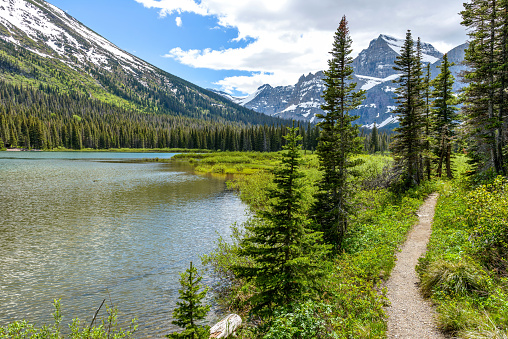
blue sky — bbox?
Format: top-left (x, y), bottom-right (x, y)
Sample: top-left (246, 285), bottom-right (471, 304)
top-left (46, 0), bottom-right (467, 97)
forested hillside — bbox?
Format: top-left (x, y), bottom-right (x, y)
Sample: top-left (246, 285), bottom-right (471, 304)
top-left (0, 79), bottom-right (319, 151)
top-left (0, 0), bottom-right (299, 151)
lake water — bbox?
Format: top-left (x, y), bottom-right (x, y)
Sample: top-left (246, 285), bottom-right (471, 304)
top-left (0, 152), bottom-right (249, 337)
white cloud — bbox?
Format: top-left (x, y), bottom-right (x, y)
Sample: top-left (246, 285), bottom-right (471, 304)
top-left (175, 16), bottom-right (182, 27)
top-left (135, 0), bottom-right (467, 94)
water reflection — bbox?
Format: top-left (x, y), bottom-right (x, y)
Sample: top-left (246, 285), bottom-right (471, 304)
top-left (0, 152), bottom-right (248, 337)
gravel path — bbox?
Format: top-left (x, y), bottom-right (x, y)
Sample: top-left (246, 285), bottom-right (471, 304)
top-left (386, 193), bottom-right (445, 339)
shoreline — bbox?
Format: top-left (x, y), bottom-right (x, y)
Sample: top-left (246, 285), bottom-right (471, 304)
top-left (1, 147), bottom-right (210, 153)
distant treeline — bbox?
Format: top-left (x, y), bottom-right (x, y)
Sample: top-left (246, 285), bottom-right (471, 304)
top-left (361, 125), bottom-right (393, 154)
top-left (0, 80), bottom-right (324, 151)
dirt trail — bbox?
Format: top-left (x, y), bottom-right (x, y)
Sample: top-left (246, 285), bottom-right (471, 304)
top-left (386, 193), bottom-right (445, 338)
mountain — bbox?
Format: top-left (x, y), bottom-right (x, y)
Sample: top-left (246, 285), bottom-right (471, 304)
top-left (352, 34), bottom-right (442, 79)
top-left (215, 35), bottom-right (467, 129)
top-left (0, 0), bottom-right (281, 126)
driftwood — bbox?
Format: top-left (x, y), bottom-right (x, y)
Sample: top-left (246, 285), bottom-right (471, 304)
top-left (209, 314), bottom-right (242, 338)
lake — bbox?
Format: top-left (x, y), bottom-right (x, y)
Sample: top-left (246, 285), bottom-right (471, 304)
top-left (0, 152), bottom-right (249, 337)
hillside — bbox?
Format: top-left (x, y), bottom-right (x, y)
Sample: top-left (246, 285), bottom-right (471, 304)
top-left (0, 0), bottom-right (283, 127)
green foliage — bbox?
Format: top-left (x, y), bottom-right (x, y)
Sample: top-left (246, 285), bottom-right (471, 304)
top-left (420, 258), bottom-right (492, 298)
top-left (391, 32), bottom-right (426, 187)
top-left (0, 299), bottom-right (137, 338)
top-left (262, 302), bottom-right (331, 339)
top-left (461, 0), bottom-right (507, 176)
top-left (465, 176), bottom-right (508, 267)
top-left (431, 53), bottom-right (459, 178)
top-left (234, 127), bottom-right (330, 318)
top-left (168, 262), bottom-right (210, 339)
top-left (418, 177), bottom-right (508, 336)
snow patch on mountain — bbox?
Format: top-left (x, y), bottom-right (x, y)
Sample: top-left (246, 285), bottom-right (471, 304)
top-left (386, 106), bottom-right (397, 113)
top-left (357, 74), bottom-right (401, 90)
top-left (363, 115), bottom-right (399, 129)
top-left (379, 34), bottom-right (440, 63)
top-left (381, 34), bottom-right (405, 54)
top-left (357, 75), bottom-right (385, 90)
top-left (282, 104), bottom-right (298, 113)
top-left (0, 0), bottom-right (153, 73)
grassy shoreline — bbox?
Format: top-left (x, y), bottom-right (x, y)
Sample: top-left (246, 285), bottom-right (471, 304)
top-left (202, 153), bottom-right (439, 337)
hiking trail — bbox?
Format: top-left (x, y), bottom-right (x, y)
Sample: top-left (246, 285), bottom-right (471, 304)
top-left (385, 193), bottom-right (445, 338)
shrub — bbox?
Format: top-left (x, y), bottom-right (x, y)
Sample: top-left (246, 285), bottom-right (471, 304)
top-left (420, 258), bottom-right (491, 298)
top-left (0, 299), bottom-right (137, 339)
top-left (465, 176), bottom-right (508, 270)
top-left (435, 300), bottom-right (479, 333)
top-left (262, 302), bottom-right (331, 339)
top-left (211, 164), bottom-right (227, 174)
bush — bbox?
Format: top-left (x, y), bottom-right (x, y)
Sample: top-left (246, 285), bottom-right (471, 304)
top-left (435, 300), bottom-right (479, 333)
top-left (465, 176), bottom-right (508, 269)
top-left (211, 164), bottom-right (227, 174)
top-left (262, 302), bottom-right (331, 339)
top-left (0, 299), bottom-right (137, 339)
top-left (420, 258), bottom-right (491, 298)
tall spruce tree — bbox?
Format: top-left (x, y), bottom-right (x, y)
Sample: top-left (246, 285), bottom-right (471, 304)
top-left (369, 124), bottom-right (380, 153)
top-left (431, 53), bottom-right (459, 178)
top-left (235, 127), bottom-right (329, 318)
top-left (391, 31), bottom-right (425, 186)
top-left (168, 262), bottom-right (210, 339)
top-left (423, 64), bottom-right (433, 180)
top-left (461, 0), bottom-right (507, 175)
top-left (312, 16), bottom-right (365, 252)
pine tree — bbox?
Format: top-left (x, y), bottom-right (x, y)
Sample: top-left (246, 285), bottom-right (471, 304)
top-left (423, 64), bottom-right (433, 180)
top-left (369, 124), bottom-right (379, 153)
top-left (431, 53), bottom-right (459, 178)
top-left (461, 0), bottom-right (507, 175)
top-left (391, 31), bottom-right (425, 186)
top-left (311, 16), bottom-right (365, 252)
top-left (235, 127), bottom-right (329, 318)
top-left (167, 262), bottom-right (210, 339)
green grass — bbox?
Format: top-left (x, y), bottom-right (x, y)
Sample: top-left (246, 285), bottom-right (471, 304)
top-left (172, 151), bottom-right (298, 175)
top-left (203, 153), bottom-right (439, 338)
top-left (417, 162), bottom-right (508, 337)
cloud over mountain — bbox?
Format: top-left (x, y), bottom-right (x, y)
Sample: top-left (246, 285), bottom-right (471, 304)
top-left (134, 0), bottom-right (467, 94)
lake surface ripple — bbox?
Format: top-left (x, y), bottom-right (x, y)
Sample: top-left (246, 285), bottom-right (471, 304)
top-left (0, 152), bottom-right (248, 337)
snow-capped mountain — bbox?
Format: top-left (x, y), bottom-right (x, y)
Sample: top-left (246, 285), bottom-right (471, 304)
top-left (215, 34), bottom-right (467, 128)
top-left (0, 0), bottom-right (153, 74)
top-left (352, 34), bottom-right (442, 79)
top-left (0, 0), bottom-right (275, 125)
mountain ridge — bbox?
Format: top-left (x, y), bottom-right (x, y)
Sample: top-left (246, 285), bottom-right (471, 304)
top-left (0, 0), bottom-right (283, 126)
top-left (213, 35), bottom-right (467, 128)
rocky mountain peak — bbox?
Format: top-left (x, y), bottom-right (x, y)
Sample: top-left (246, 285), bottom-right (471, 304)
top-left (213, 33), bottom-right (466, 129)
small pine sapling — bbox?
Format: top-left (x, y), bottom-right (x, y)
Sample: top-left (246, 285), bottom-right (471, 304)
top-left (167, 262), bottom-right (210, 339)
